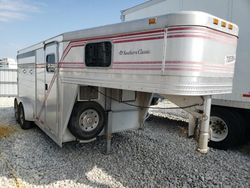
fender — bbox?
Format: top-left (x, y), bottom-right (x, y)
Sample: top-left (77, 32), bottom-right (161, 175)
top-left (15, 97), bottom-right (34, 121)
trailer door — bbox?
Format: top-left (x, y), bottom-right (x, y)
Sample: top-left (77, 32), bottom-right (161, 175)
top-left (36, 49), bottom-right (45, 124)
top-left (44, 43), bottom-right (58, 136)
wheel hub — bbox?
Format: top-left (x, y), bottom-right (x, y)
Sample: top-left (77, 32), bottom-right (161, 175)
top-left (210, 116), bottom-right (228, 142)
top-left (79, 109), bottom-right (99, 132)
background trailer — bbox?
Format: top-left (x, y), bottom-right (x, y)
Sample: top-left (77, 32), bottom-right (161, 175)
top-left (15, 11), bottom-right (238, 153)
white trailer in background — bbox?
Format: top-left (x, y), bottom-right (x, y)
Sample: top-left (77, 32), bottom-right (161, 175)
top-left (0, 58), bottom-right (18, 97)
top-left (121, 0), bottom-right (250, 149)
top-left (15, 11), bottom-right (238, 153)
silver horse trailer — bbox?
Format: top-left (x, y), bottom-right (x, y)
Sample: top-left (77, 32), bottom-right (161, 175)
top-left (15, 11), bottom-right (238, 153)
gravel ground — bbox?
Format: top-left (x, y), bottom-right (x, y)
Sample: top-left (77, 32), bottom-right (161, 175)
top-left (149, 99), bottom-right (189, 122)
top-left (0, 97), bottom-right (250, 188)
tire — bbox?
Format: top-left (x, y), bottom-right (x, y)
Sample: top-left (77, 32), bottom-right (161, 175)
top-left (208, 106), bottom-right (246, 149)
top-left (18, 103), bottom-right (33, 130)
top-left (241, 110), bottom-right (250, 143)
top-left (14, 99), bottom-right (19, 123)
top-left (68, 101), bottom-right (106, 140)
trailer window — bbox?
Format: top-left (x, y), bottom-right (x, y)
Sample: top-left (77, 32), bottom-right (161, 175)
top-left (85, 42), bottom-right (111, 67)
top-left (46, 54), bottom-right (56, 72)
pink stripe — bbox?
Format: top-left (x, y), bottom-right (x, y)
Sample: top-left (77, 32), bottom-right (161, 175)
top-left (61, 43), bottom-right (85, 61)
top-left (59, 67), bottom-right (232, 73)
top-left (60, 66), bottom-right (85, 69)
top-left (113, 61), bottom-right (162, 64)
top-left (59, 62), bottom-right (85, 68)
top-left (165, 63), bottom-right (234, 69)
top-left (58, 66), bottom-right (232, 73)
top-left (113, 36), bottom-right (164, 43)
top-left (59, 62), bottom-right (84, 64)
top-left (112, 67), bottom-right (161, 70)
top-left (168, 31), bottom-right (236, 42)
top-left (167, 34), bottom-right (236, 44)
top-left (70, 29), bottom-right (165, 43)
top-left (114, 61), bottom-right (234, 69)
top-left (165, 66), bottom-right (233, 71)
top-left (36, 65), bottom-right (45, 68)
top-left (60, 64), bottom-right (85, 67)
top-left (168, 26), bottom-right (237, 39)
top-left (111, 33), bottom-right (164, 41)
top-left (164, 67), bottom-right (233, 73)
top-left (243, 94), bottom-right (250, 98)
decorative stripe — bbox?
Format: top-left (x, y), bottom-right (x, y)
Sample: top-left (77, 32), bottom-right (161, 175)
top-left (61, 42), bottom-right (86, 61)
top-left (168, 30), bottom-right (235, 39)
top-left (36, 64), bottom-right (45, 68)
top-left (113, 36), bottom-right (164, 43)
top-left (58, 61), bottom-right (234, 72)
top-left (242, 94), bottom-right (250, 98)
top-left (167, 32), bottom-right (236, 43)
top-left (61, 26), bottom-right (237, 61)
top-left (168, 26), bottom-right (237, 39)
top-left (167, 34), bottom-right (236, 44)
top-left (111, 33), bottom-right (164, 41)
top-left (113, 61), bottom-right (162, 64)
top-left (69, 29), bottom-right (165, 43)
top-left (111, 67), bottom-right (161, 70)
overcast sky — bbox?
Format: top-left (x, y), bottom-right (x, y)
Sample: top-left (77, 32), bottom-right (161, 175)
top-left (0, 0), bottom-right (145, 59)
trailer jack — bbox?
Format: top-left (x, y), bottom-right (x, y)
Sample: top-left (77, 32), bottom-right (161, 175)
top-left (105, 111), bottom-right (113, 154)
top-left (164, 95), bottom-right (212, 154)
top-left (197, 95), bottom-right (212, 154)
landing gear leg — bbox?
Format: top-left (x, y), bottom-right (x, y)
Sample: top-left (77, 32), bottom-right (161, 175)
top-left (197, 95), bottom-right (212, 154)
top-left (105, 110), bottom-right (112, 154)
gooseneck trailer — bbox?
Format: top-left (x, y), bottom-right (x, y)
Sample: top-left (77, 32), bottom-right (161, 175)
top-left (14, 11), bottom-right (238, 153)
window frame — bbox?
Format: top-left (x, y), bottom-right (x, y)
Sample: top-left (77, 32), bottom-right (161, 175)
top-left (84, 41), bottom-right (112, 68)
top-left (46, 53), bottom-right (56, 73)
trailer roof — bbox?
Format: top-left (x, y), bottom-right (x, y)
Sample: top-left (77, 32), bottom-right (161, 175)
top-left (62, 11), bottom-right (238, 42)
top-left (18, 11), bottom-right (238, 54)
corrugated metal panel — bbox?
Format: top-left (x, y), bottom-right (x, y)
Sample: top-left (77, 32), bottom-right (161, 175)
top-left (0, 69), bottom-right (18, 97)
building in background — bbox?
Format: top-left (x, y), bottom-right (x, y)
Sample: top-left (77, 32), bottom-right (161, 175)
top-left (0, 58), bottom-right (17, 69)
top-left (0, 58), bottom-right (18, 97)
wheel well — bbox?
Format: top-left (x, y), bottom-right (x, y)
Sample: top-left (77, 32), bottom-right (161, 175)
top-left (14, 98), bottom-right (34, 121)
top-left (68, 101), bottom-right (106, 140)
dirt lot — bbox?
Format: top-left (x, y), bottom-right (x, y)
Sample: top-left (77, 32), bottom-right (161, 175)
top-left (0, 97), bottom-right (250, 188)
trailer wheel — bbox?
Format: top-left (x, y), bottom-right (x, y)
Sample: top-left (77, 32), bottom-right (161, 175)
top-left (14, 99), bottom-right (19, 123)
top-left (209, 107), bottom-right (246, 149)
top-left (18, 103), bottom-right (33, 130)
top-left (68, 102), bottom-right (106, 140)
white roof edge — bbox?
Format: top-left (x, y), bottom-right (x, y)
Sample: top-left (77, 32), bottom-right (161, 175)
top-left (121, 0), bottom-right (165, 15)
top-left (18, 34), bottom-right (63, 54)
